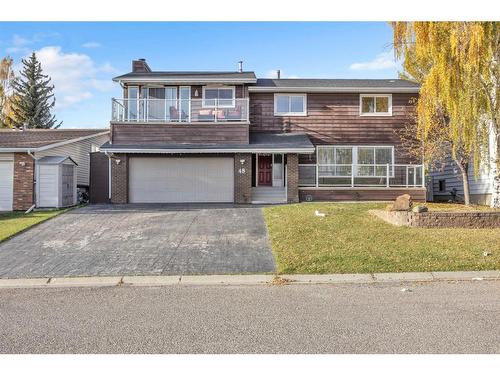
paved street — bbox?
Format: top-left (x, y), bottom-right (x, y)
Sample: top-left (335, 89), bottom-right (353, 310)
top-left (0, 280), bottom-right (499, 353)
top-left (0, 204), bottom-right (275, 277)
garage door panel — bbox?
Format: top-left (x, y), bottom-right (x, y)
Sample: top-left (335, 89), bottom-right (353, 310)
top-left (0, 160), bottom-right (14, 211)
top-left (129, 157), bottom-right (234, 203)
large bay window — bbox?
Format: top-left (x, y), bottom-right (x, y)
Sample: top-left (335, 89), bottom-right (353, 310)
top-left (299, 145), bottom-right (424, 188)
top-left (317, 146), bottom-right (394, 178)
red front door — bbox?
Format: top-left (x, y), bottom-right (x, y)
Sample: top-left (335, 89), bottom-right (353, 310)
top-left (258, 155), bottom-right (272, 186)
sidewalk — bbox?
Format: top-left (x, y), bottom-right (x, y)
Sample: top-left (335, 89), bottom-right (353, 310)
top-left (0, 270), bottom-right (499, 288)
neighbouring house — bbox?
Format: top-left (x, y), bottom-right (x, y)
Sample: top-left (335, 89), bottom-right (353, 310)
top-left (428, 128), bottom-right (498, 205)
top-left (0, 129), bottom-right (109, 211)
top-left (98, 59), bottom-right (424, 204)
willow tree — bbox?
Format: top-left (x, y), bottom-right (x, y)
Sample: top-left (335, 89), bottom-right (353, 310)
top-left (0, 56), bottom-right (16, 128)
top-left (393, 22), bottom-right (500, 207)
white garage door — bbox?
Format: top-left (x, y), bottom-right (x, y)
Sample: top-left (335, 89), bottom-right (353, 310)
top-left (129, 157), bottom-right (234, 203)
top-left (0, 157), bottom-right (14, 211)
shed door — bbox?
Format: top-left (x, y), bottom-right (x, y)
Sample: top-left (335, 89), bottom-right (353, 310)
top-left (0, 159), bottom-right (14, 211)
top-left (61, 164), bottom-right (75, 207)
top-left (129, 157), bottom-right (234, 203)
top-left (38, 164), bottom-right (59, 208)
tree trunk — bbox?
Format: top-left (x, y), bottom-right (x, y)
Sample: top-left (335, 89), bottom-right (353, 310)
top-left (456, 161), bottom-right (471, 206)
top-left (491, 134), bottom-right (500, 208)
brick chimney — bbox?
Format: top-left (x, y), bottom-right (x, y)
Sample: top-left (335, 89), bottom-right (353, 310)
top-left (132, 58), bottom-right (151, 73)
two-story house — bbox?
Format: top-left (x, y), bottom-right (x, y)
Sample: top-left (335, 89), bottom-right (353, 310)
top-left (100, 59), bottom-right (424, 204)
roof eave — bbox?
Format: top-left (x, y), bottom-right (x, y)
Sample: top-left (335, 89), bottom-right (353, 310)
top-left (248, 87), bottom-right (420, 93)
top-left (0, 148), bottom-right (34, 153)
top-left (0, 131), bottom-right (109, 153)
top-left (113, 77), bottom-right (258, 84)
top-left (100, 146), bottom-right (315, 154)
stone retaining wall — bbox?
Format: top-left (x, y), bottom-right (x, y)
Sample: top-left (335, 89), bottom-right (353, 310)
top-left (369, 209), bottom-right (500, 229)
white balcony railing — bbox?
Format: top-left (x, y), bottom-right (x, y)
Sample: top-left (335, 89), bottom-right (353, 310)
top-left (298, 163), bottom-right (425, 188)
top-left (111, 98), bottom-right (249, 123)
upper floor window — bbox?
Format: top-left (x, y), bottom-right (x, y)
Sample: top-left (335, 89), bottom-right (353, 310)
top-left (274, 94), bottom-right (307, 116)
top-left (360, 94), bottom-right (392, 116)
top-left (202, 86), bottom-right (235, 108)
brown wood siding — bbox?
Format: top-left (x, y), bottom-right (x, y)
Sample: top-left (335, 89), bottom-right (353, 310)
top-left (89, 152), bottom-right (109, 204)
top-left (250, 92), bottom-right (418, 164)
top-left (299, 188), bottom-right (426, 202)
top-left (111, 123), bottom-right (249, 145)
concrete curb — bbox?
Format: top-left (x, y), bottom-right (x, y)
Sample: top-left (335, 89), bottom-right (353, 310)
top-left (0, 270), bottom-right (499, 289)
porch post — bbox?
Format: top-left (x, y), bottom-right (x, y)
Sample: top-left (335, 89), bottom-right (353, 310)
top-left (111, 153), bottom-right (128, 204)
top-left (234, 153), bottom-right (252, 204)
top-left (286, 153), bottom-right (299, 203)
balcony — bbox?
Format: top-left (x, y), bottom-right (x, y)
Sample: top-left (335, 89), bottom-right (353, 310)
top-left (298, 163), bottom-right (425, 188)
top-left (111, 98), bottom-right (249, 123)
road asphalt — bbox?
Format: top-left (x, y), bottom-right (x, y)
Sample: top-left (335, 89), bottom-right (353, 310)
top-left (0, 280), bottom-right (499, 354)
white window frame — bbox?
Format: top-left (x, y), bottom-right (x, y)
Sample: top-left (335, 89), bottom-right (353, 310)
top-left (202, 86), bottom-right (236, 108)
top-left (359, 94), bottom-right (392, 116)
top-left (274, 93), bottom-right (307, 116)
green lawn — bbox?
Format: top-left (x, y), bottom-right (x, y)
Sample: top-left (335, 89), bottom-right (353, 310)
top-left (0, 210), bottom-right (67, 243)
top-left (263, 203), bottom-right (500, 274)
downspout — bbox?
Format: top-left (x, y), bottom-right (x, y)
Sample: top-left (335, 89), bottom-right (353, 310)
top-left (104, 151), bottom-right (112, 201)
top-left (26, 150), bottom-right (36, 213)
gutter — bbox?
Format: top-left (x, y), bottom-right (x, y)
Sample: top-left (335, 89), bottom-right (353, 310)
top-left (104, 151), bottom-right (112, 201)
top-left (0, 131), bottom-right (110, 154)
top-left (100, 147), bottom-right (316, 154)
top-left (113, 78), bottom-right (257, 84)
top-left (247, 87), bottom-right (420, 93)
top-left (0, 148), bottom-right (35, 153)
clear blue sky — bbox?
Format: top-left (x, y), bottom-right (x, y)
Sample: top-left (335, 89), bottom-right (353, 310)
top-left (0, 22), bottom-right (400, 128)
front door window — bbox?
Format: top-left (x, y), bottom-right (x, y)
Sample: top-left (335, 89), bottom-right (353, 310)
top-left (258, 155), bottom-right (272, 186)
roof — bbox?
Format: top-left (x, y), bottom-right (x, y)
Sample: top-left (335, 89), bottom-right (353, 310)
top-left (100, 132), bottom-right (314, 154)
top-left (36, 155), bottom-right (78, 165)
top-left (113, 71), bottom-right (257, 84)
top-left (0, 129), bottom-right (109, 151)
top-left (249, 78), bottom-right (420, 93)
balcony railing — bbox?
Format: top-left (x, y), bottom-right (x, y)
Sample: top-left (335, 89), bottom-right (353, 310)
top-left (111, 98), bottom-right (249, 123)
top-left (298, 164), bottom-right (425, 188)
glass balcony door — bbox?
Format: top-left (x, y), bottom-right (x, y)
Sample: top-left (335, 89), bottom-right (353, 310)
top-left (147, 87), bottom-right (166, 121)
top-left (127, 86), bottom-right (139, 121)
top-left (179, 86), bottom-right (190, 122)
top-left (165, 87), bottom-right (178, 121)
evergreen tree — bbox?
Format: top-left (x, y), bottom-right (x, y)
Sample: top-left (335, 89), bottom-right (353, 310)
top-left (11, 52), bottom-right (61, 129)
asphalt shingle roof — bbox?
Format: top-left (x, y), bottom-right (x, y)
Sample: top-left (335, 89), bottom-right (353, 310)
top-left (100, 132), bottom-right (314, 152)
top-left (255, 78), bottom-right (420, 88)
top-left (0, 129), bottom-right (109, 149)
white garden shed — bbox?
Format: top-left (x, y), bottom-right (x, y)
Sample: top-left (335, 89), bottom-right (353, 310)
top-left (36, 156), bottom-right (78, 208)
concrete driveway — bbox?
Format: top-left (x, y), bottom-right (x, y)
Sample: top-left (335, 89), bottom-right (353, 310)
top-left (0, 205), bottom-right (276, 278)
